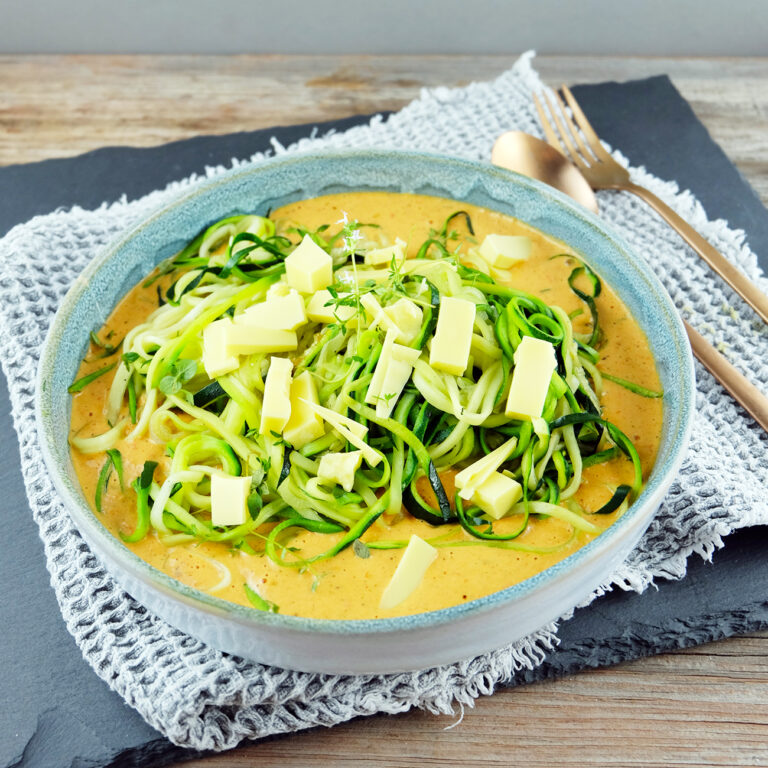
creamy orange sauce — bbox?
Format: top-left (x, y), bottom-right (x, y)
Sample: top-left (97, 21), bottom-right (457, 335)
top-left (70, 192), bottom-right (663, 619)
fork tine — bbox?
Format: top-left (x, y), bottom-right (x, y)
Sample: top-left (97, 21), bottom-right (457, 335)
top-left (549, 89), bottom-right (598, 165)
top-left (561, 85), bottom-right (614, 164)
top-left (532, 92), bottom-right (562, 151)
top-left (541, 91), bottom-right (589, 170)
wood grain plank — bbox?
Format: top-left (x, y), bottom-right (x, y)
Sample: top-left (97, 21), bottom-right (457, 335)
top-left (178, 634), bottom-right (768, 768)
top-left (1, 55), bottom-right (767, 205)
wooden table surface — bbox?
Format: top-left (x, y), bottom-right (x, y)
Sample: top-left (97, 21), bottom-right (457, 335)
top-left (3, 54), bottom-right (767, 767)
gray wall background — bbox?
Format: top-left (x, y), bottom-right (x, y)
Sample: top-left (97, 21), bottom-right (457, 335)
top-left (1, 0), bottom-right (767, 55)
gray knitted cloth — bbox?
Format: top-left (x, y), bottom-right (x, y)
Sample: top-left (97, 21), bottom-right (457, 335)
top-left (1, 53), bottom-right (767, 750)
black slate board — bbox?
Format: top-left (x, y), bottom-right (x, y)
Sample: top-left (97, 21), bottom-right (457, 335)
top-left (3, 75), bottom-right (768, 768)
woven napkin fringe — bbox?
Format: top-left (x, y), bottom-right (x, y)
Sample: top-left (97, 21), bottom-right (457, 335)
top-left (1, 52), bottom-right (767, 750)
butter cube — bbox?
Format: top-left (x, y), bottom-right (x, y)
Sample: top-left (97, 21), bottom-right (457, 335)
top-left (306, 289), bottom-right (357, 325)
top-left (379, 534), bottom-right (438, 611)
top-left (478, 234), bottom-right (532, 269)
top-left (284, 235), bottom-right (333, 294)
top-left (365, 239), bottom-right (406, 267)
top-left (429, 296), bottom-right (476, 376)
top-left (384, 298), bottom-right (423, 345)
top-left (284, 371), bottom-right (325, 448)
top-left (202, 318), bottom-right (239, 378)
top-left (471, 471), bottom-right (523, 520)
top-left (317, 450), bottom-right (363, 492)
top-left (236, 291), bottom-right (306, 331)
top-left (260, 356), bottom-right (293, 437)
top-left (211, 474), bottom-right (251, 527)
top-left (454, 435), bottom-right (518, 501)
top-left (505, 336), bottom-right (557, 420)
top-left (222, 325), bottom-right (297, 356)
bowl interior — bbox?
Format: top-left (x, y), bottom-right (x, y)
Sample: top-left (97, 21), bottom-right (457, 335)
top-left (37, 149), bottom-right (694, 634)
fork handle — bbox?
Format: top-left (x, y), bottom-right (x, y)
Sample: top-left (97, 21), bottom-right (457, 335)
top-left (684, 320), bottom-right (768, 432)
top-left (624, 181), bottom-right (768, 325)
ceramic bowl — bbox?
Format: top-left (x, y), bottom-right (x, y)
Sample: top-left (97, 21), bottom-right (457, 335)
top-left (36, 150), bottom-right (695, 674)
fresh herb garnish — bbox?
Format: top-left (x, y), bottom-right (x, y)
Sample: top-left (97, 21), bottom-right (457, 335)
top-left (89, 331), bottom-right (123, 359)
top-left (352, 538), bottom-right (371, 559)
top-left (158, 358), bottom-right (197, 395)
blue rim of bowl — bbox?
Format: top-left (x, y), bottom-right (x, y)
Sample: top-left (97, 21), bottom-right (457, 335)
top-left (36, 148), bottom-right (695, 636)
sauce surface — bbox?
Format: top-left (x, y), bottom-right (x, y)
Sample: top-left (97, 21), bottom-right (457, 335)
top-left (70, 192), bottom-right (663, 619)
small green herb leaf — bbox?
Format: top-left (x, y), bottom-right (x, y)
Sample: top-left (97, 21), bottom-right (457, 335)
top-left (159, 375), bottom-right (182, 395)
top-left (175, 358), bottom-right (198, 382)
top-left (158, 359), bottom-right (198, 396)
top-left (247, 491), bottom-right (263, 518)
top-left (90, 331), bottom-right (123, 359)
top-left (352, 538), bottom-right (371, 559)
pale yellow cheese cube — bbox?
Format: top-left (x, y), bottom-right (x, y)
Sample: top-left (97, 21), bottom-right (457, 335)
top-left (505, 336), bottom-right (557, 420)
top-left (210, 474), bottom-right (251, 527)
top-left (303, 400), bottom-right (381, 466)
top-left (374, 347), bottom-right (420, 418)
top-left (266, 280), bottom-right (292, 300)
top-left (454, 435), bottom-right (518, 501)
top-left (392, 344), bottom-right (421, 365)
top-left (202, 318), bottom-right (239, 378)
top-left (222, 325), bottom-right (297, 357)
top-left (283, 371), bottom-right (325, 448)
top-left (260, 356), bottom-right (293, 437)
top-left (379, 535), bottom-right (438, 611)
top-left (478, 234), bottom-right (532, 269)
top-left (364, 239), bottom-right (406, 267)
top-left (306, 289), bottom-right (357, 325)
top-left (307, 402), bottom-right (366, 439)
top-left (374, 357), bottom-right (412, 418)
top-left (471, 471), bottom-right (523, 520)
top-left (317, 450), bottom-right (363, 492)
top-left (236, 291), bottom-right (306, 331)
top-left (384, 298), bottom-right (423, 345)
top-left (284, 235), bottom-right (333, 294)
top-left (429, 296), bottom-right (476, 376)
top-left (360, 292), bottom-right (402, 336)
top-left (366, 331), bottom-right (420, 412)
top-left (365, 329), bottom-right (398, 406)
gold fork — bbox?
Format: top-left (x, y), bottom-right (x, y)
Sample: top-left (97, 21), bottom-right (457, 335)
top-left (534, 86), bottom-right (768, 326)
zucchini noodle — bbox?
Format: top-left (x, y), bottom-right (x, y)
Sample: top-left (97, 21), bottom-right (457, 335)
top-left (69, 208), bottom-right (654, 609)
